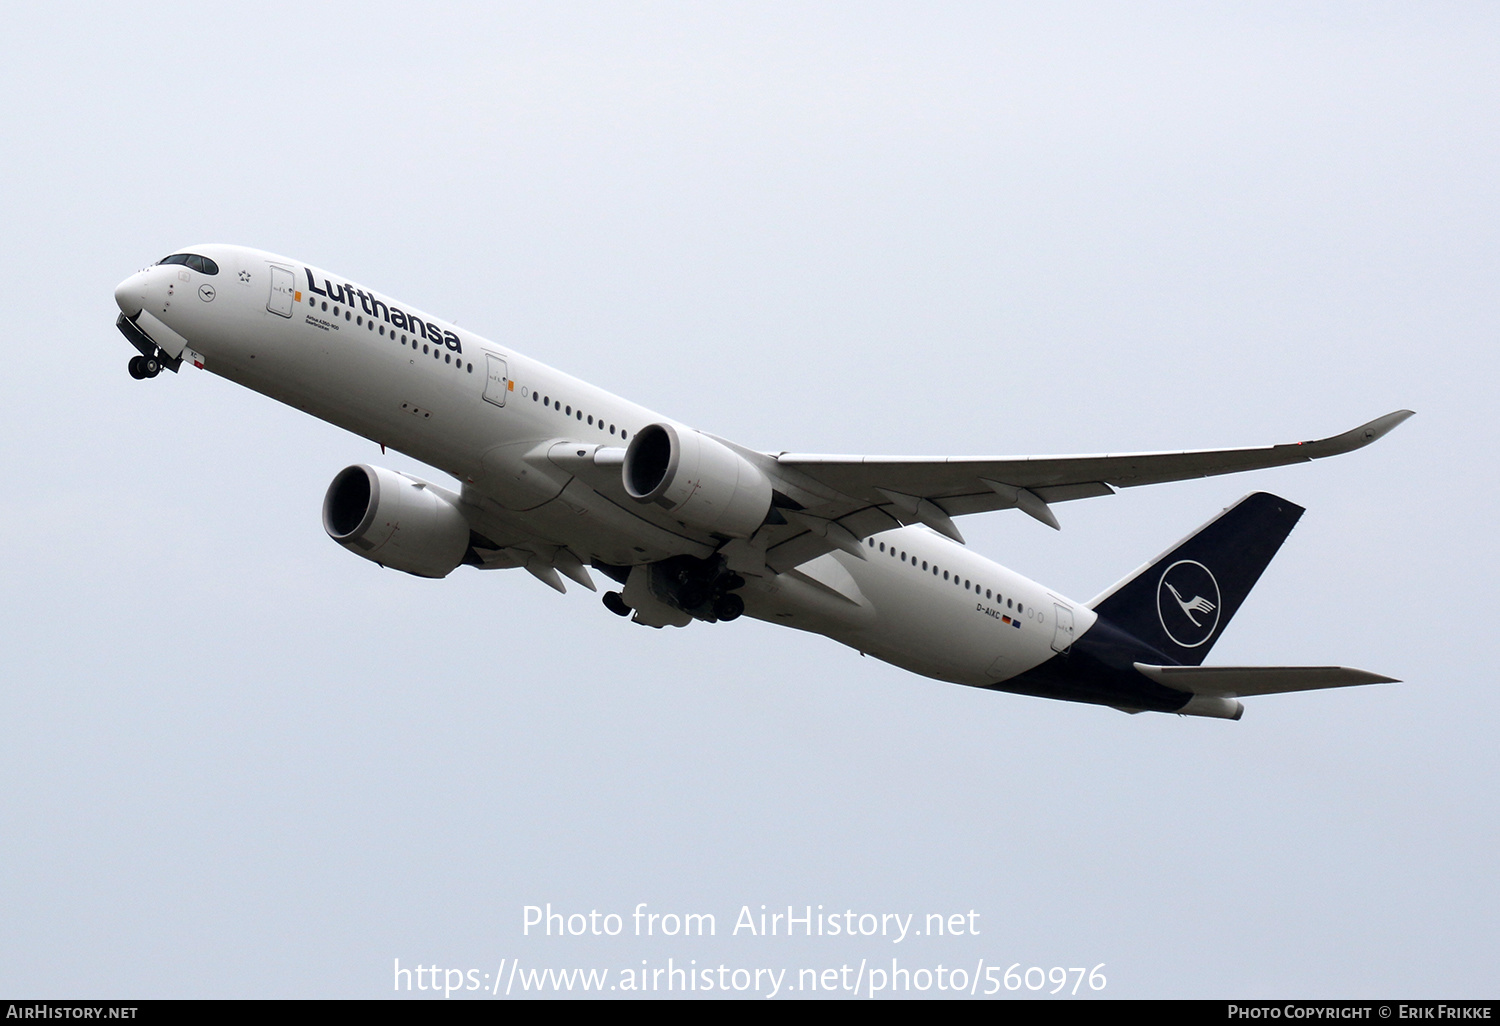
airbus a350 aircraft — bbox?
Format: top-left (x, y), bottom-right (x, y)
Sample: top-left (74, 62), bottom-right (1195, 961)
top-left (114, 245), bottom-right (1409, 720)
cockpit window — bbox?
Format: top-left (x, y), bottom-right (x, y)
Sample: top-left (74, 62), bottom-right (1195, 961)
top-left (156, 253), bottom-right (220, 276)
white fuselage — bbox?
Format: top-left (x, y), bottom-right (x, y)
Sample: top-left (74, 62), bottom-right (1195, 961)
top-left (114, 245), bottom-right (1093, 690)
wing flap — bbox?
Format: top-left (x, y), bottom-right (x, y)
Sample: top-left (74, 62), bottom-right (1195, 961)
top-left (1134, 663), bottom-right (1400, 698)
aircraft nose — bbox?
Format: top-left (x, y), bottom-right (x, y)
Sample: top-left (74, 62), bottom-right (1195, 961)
top-left (114, 271), bottom-right (147, 317)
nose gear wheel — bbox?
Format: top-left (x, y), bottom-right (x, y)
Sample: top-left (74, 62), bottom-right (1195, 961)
top-left (127, 355), bottom-right (160, 379)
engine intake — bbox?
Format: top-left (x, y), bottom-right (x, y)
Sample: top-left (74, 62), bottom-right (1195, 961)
top-left (622, 423), bottom-right (772, 539)
top-left (323, 464), bottom-right (470, 578)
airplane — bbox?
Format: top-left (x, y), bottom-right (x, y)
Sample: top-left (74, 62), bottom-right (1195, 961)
top-left (113, 245), bottom-right (1411, 720)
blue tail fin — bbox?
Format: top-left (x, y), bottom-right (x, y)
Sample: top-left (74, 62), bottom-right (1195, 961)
top-left (1089, 492), bottom-right (1304, 666)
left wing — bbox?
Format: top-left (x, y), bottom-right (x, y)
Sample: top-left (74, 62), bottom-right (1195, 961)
top-left (753, 410), bottom-right (1412, 572)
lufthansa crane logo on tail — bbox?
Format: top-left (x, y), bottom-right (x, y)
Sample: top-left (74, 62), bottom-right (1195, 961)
top-left (1156, 560), bottom-right (1221, 648)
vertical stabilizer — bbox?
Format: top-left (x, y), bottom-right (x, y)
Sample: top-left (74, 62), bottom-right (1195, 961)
top-left (1088, 492), bottom-right (1304, 666)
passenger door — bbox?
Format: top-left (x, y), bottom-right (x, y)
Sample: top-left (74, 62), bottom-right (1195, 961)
top-left (1051, 602), bottom-right (1076, 653)
top-left (483, 353), bottom-right (510, 407)
top-left (267, 265), bottom-right (295, 317)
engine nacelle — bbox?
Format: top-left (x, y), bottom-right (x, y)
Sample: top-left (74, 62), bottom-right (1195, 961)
top-left (322, 464), bottom-right (470, 578)
top-left (622, 423), bottom-right (772, 539)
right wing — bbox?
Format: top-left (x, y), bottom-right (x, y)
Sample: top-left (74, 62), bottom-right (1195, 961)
top-left (754, 410), bottom-right (1413, 572)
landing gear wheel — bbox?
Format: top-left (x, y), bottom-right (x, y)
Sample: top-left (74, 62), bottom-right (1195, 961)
top-left (712, 593), bottom-right (745, 622)
top-left (602, 591), bottom-right (632, 617)
top-left (128, 356), bottom-right (145, 379)
top-left (141, 355), bottom-right (161, 378)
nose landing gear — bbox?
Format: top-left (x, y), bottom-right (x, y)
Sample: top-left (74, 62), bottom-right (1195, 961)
top-left (127, 355), bottom-right (161, 379)
top-left (116, 313), bottom-right (180, 380)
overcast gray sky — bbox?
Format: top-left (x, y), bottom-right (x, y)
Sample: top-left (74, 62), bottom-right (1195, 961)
top-left (1, 1), bottom-right (1495, 999)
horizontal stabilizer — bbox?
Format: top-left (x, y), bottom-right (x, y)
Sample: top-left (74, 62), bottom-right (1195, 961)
top-left (1134, 663), bottom-right (1399, 698)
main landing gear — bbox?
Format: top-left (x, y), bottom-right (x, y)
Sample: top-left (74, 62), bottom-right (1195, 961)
top-left (600, 555), bottom-right (748, 624)
top-left (713, 592), bottom-right (746, 621)
top-left (127, 354), bottom-right (161, 379)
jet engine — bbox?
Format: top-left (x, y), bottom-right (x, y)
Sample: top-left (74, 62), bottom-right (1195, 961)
top-left (322, 464), bottom-right (470, 578)
top-left (622, 423), bottom-right (772, 539)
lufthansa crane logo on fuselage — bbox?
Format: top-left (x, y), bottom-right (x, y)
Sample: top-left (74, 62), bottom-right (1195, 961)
top-left (1156, 559), bottom-right (1221, 649)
